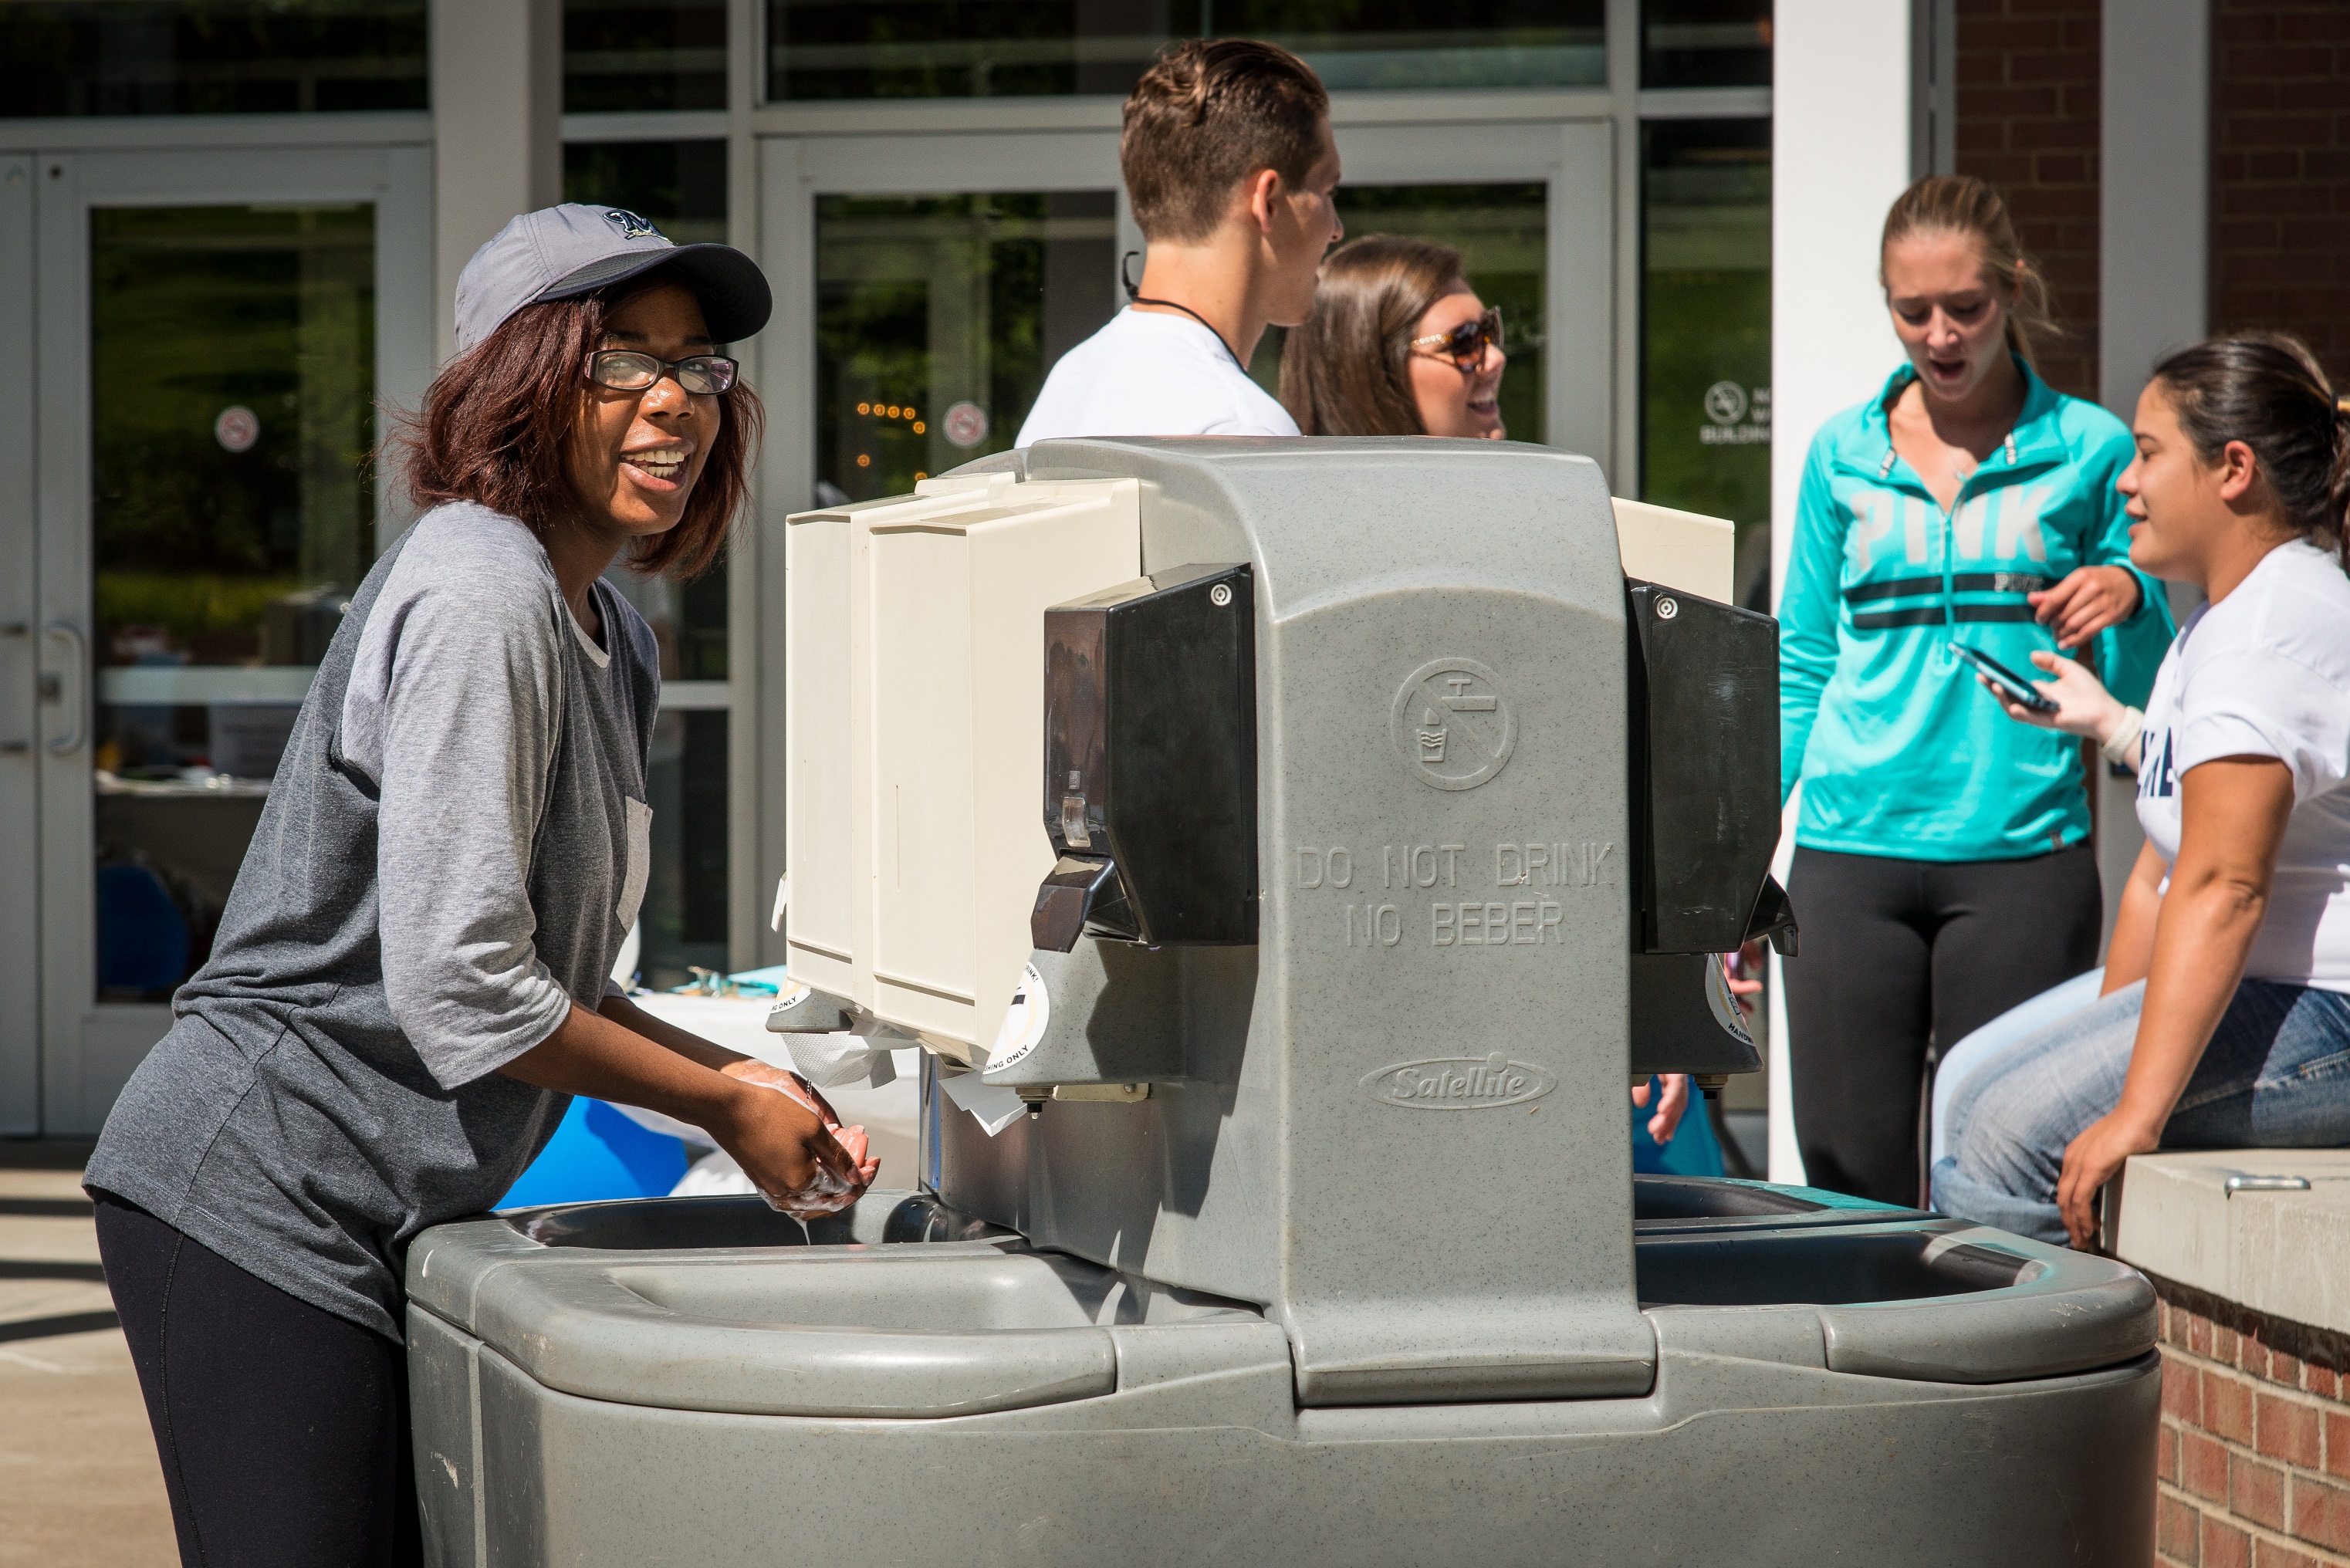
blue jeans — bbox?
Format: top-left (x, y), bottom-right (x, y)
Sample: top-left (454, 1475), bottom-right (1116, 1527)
top-left (1931, 978), bottom-right (2350, 1245)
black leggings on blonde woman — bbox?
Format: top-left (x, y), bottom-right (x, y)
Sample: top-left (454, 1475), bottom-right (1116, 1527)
top-left (1780, 843), bottom-right (2102, 1206)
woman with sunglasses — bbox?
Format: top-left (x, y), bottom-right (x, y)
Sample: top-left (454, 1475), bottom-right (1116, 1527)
top-left (83, 204), bottom-right (874, 1566)
top-left (1777, 175), bottom-right (2175, 1207)
top-left (1280, 234), bottom-right (1508, 439)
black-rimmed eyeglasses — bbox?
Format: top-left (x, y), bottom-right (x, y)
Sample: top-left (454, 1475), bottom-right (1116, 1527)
top-left (585, 349), bottom-right (739, 396)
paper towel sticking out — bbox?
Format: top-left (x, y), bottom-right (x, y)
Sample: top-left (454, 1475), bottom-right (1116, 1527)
top-left (786, 1029), bottom-right (899, 1090)
top-left (939, 1070), bottom-right (1030, 1137)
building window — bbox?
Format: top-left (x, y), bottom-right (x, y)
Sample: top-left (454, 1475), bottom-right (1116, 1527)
top-left (814, 190), bottom-right (1118, 501)
top-left (564, 0), bottom-right (729, 113)
top-left (565, 138), bottom-right (735, 987)
top-left (1642, 0), bottom-right (1771, 90)
top-left (564, 138), bottom-right (731, 248)
top-left (638, 709), bottom-right (732, 988)
top-left (565, 140), bottom-right (730, 677)
top-left (90, 203), bottom-right (377, 997)
top-left (1640, 118), bottom-right (1770, 601)
top-left (0, 1), bottom-right (427, 117)
top-left (767, 1), bottom-right (1605, 102)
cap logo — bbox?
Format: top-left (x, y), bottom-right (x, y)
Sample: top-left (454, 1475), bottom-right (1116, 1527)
top-left (604, 208), bottom-right (661, 241)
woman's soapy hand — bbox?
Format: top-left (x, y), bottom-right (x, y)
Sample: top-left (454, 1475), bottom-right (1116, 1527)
top-left (1985, 650), bottom-right (2130, 746)
top-left (713, 1059), bottom-right (878, 1215)
top-left (2030, 564), bottom-right (2142, 649)
top-left (1631, 1073), bottom-right (1690, 1145)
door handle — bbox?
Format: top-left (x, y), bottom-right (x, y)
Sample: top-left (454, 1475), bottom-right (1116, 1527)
top-left (42, 622), bottom-right (86, 756)
top-left (1, 623), bottom-right (25, 755)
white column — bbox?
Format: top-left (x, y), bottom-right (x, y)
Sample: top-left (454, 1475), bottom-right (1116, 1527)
top-left (430, 0), bottom-right (563, 366)
top-left (1767, 0), bottom-right (1920, 1185)
top-left (2098, 0), bottom-right (2208, 948)
top-left (2101, 0), bottom-right (2209, 421)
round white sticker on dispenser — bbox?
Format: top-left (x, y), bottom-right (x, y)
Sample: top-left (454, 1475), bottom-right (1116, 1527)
top-left (988, 962), bottom-right (1050, 1072)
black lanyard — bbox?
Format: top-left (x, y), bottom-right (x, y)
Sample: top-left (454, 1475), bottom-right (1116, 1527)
top-left (1121, 250), bottom-right (1248, 374)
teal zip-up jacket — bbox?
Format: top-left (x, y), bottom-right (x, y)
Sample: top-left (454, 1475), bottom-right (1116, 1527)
top-left (1780, 360), bottom-right (2176, 861)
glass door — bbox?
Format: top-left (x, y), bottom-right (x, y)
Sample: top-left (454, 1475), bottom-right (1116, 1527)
top-left (760, 120), bottom-right (1613, 514)
top-left (0, 154), bottom-right (34, 1134)
top-left (752, 119), bottom-right (1615, 966)
top-left (29, 144), bottom-right (431, 1135)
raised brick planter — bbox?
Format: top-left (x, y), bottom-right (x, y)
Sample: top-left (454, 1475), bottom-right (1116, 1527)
top-left (2154, 1271), bottom-right (2350, 1566)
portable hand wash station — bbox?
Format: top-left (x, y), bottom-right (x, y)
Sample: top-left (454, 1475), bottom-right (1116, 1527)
top-left (408, 439), bottom-right (2159, 1565)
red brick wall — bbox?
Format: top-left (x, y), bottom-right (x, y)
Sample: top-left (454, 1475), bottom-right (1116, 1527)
top-left (1951, 0), bottom-right (2103, 400)
top-left (2155, 1272), bottom-right (2350, 1567)
top-left (2209, 0), bottom-right (2350, 386)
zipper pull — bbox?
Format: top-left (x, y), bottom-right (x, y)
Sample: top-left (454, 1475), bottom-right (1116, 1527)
top-left (2003, 432), bottom-right (2017, 465)
top-left (1878, 448), bottom-right (1897, 479)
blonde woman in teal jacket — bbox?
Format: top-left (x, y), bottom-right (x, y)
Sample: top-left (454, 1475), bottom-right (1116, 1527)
top-left (1778, 176), bottom-right (2175, 1205)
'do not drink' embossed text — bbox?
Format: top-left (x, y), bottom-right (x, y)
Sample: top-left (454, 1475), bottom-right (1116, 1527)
top-left (1295, 840), bottom-right (1617, 948)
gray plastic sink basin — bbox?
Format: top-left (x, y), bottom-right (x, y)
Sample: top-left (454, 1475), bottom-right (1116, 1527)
top-left (502, 1191), bottom-right (1007, 1249)
top-left (1638, 1227), bottom-right (2030, 1306)
top-left (606, 1249), bottom-right (1243, 1331)
top-left (1631, 1176), bottom-right (1928, 1232)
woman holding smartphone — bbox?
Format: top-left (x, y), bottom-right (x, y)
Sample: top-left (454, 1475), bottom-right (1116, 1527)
top-left (1777, 175), bottom-right (2175, 1205)
top-left (1936, 334), bottom-right (2350, 1247)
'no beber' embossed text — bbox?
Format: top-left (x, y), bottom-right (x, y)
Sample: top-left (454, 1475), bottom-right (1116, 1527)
top-left (1296, 841), bottom-right (1615, 948)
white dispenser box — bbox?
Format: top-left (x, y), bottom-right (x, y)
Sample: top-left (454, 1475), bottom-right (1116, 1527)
top-left (784, 469), bottom-right (1141, 1061)
top-left (1611, 497), bottom-right (1735, 603)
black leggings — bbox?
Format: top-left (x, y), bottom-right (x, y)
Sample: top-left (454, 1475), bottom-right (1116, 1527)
top-left (1781, 844), bottom-right (2101, 1206)
top-left (93, 1195), bottom-right (421, 1568)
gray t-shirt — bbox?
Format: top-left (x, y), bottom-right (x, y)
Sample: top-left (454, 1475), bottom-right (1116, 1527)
top-left (86, 503), bottom-right (659, 1340)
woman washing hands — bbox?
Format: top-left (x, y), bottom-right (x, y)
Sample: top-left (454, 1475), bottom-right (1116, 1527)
top-left (1936, 333), bottom-right (2350, 1249)
top-left (82, 205), bottom-right (869, 1565)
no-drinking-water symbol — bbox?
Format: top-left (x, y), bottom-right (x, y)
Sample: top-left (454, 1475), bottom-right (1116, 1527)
top-left (1391, 657), bottom-right (1515, 790)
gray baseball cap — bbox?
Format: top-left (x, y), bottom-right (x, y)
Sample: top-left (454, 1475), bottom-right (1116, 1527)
top-left (453, 203), bottom-right (772, 353)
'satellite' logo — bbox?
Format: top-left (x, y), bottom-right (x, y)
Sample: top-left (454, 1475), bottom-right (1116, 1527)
top-left (1361, 1053), bottom-right (1557, 1110)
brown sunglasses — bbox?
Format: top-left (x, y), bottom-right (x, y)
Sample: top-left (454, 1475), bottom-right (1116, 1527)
top-left (1408, 306), bottom-right (1503, 373)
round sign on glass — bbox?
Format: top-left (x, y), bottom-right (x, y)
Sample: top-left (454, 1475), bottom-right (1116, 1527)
top-left (214, 405), bottom-right (260, 453)
top-left (942, 400), bottom-right (989, 448)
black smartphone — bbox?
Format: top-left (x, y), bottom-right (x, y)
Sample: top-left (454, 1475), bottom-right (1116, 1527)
top-left (1953, 641), bottom-right (2060, 715)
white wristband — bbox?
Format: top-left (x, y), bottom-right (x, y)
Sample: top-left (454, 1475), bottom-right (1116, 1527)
top-left (2101, 705), bottom-right (2144, 767)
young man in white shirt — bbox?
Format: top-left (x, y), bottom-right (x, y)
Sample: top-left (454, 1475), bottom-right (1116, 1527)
top-left (1016, 39), bottom-right (1343, 445)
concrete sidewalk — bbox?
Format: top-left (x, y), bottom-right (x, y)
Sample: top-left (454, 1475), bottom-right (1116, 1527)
top-left (0, 1158), bottom-right (174, 1566)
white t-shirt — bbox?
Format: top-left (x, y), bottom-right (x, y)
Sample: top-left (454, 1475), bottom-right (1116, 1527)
top-left (1015, 308), bottom-right (1299, 446)
top-left (2136, 539), bottom-right (2350, 990)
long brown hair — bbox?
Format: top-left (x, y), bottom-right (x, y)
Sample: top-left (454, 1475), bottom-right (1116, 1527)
top-left (392, 280), bottom-right (762, 579)
top-left (2152, 332), bottom-right (2350, 568)
top-left (1280, 235), bottom-right (1467, 436)
top-left (1880, 174), bottom-right (2059, 369)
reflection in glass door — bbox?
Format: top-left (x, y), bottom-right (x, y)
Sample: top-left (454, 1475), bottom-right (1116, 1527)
top-left (814, 191), bottom-right (1115, 502)
top-left (90, 204), bottom-right (377, 999)
top-left (1639, 118), bottom-right (1771, 603)
top-left (32, 144), bottom-right (431, 1135)
top-left (566, 136), bottom-right (735, 989)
